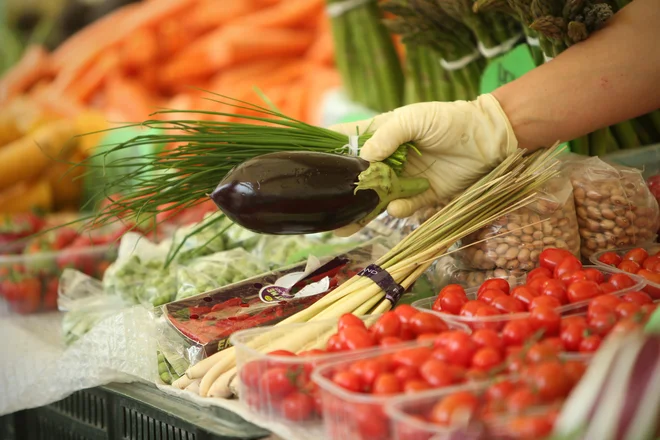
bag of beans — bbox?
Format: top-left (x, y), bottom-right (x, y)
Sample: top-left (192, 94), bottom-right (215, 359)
top-left (454, 174), bottom-right (581, 271)
top-left (562, 156), bottom-right (660, 259)
top-left (427, 255), bottom-right (526, 289)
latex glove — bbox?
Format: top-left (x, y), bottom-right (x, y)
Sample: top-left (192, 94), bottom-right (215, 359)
top-left (330, 94), bottom-right (518, 236)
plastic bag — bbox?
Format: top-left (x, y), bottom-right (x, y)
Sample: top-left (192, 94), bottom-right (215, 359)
top-left (360, 206), bottom-right (442, 242)
top-left (563, 155), bottom-right (660, 259)
top-left (455, 175), bottom-right (580, 271)
top-left (427, 256), bottom-right (527, 289)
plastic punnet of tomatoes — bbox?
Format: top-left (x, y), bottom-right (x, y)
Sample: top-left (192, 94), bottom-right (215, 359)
top-left (591, 244), bottom-right (660, 299)
top-left (413, 254), bottom-right (645, 332)
top-left (231, 308), bottom-right (470, 426)
top-left (0, 245), bottom-right (117, 314)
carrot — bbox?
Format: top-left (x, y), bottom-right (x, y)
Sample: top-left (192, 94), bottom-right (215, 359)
top-left (303, 67), bottom-right (341, 125)
top-left (156, 18), bottom-right (199, 60)
top-left (306, 28), bottom-right (335, 66)
top-left (66, 51), bottom-right (121, 104)
top-left (231, 0), bottom-right (324, 29)
top-left (120, 27), bottom-right (159, 72)
top-left (0, 179), bottom-right (53, 213)
top-left (210, 58), bottom-right (295, 91)
top-left (0, 120), bottom-right (78, 192)
top-left (180, 0), bottom-right (258, 34)
top-left (103, 75), bottom-right (156, 122)
top-left (30, 88), bottom-right (86, 118)
top-left (0, 46), bottom-right (50, 104)
top-left (223, 27), bottom-right (315, 64)
top-left (281, 82), bottom-right (309, 122)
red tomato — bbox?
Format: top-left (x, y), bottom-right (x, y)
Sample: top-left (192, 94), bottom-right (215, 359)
top-left (431, 347), bottom-right (452, 364)
top-left (380, 336), bottom-right (404, 347)
top-left (261, 367), bottom-right (297, 397)
top-left (394, 365), bottom-right (420, 383)
top-left (609, 273), bottom-right (637, 290)
top-left (540, 279), bottom-right (569, 305)
top-left (529, 295), bottom-right (562, 310)
top-left (332, 370), bottom-right (363, 392)
top-left (240, 360), bottom-right (267, 387)
top-left (588, 311), bottom-right (618, 336)
top-left (430, 392), bottom-right (480, 425)
top-left (599, 282), bottom-right (618, 294)
top-left (354, 405), bottom-right (389, 438)
top-left (641, 303), bottom-right (658, 316)
top-left (471, 347), bottom-right (503, 371)
top-left (486, 379), bottom-right (516, 402)
top-left (511, 286), bottom-right (537, 309)
top-left (621, 290), bottom-right (653, 306)
top-left (370, 312), bottom-right (402, 341)
top-left (298, 349), bottom-right (325, 357)
top-left (579, 334), bottom-right (602, 353)
top-left (526, 276), bottom-right (551, 295)
top-left (530, 306), bottom-right (561, 336)
top-left (560, 322), bottom-right (587, 352)
top-left (564, 360), bottom-right (587, 385)
top-left (420, 359), bottom-right (457, 388)
top-left (409, 312), bottom-right (449, 335)
top-left (599, 251), bottom-right (622, 267)
top-left (539, 248), bottom-right (574, 271)
top-left (617, 260), bottom-right (641, 274)
top-left (567, 281), bottom-right (600, 303)
top-left (562, 270), bottom-right (590, 286)
top-left (554, 256), bottom-right (583, 280)
top-left (338, 313), bottom-right (367, 331)
top-left (637, 269), bottom-right (660, 285)
top-left (623, 248), bottom-right (649, 264)
top-left (615, 301), bottom-right (642, 319)
top-left (372, 373), bottom-right (401, 395)
top-left (478, 278), bottom-right (510, 295)
top-left (525, 342), bottom-right (559, 364)
top-left (543, 337), bottom-right (565, 353)
top-left (502, 319), bottom-right (535, 347)
top-left (417, 333), bottom-right (439, 344)
top-left (350, 359), bottom-right (390, 388)
top-left (491, 295), bottom-right (527, 314)
top-left (438, 284), bottom-right (467, 297)
top-left (281, 392), bottom-right (315, 421)
top-left (393, 347), bottom-right (433, 368)
top-left (471, 328), bottom-right (504, 353)
top-left (433, 290), bottom-right (468, 315)
top-left (528, 361), bottom-right (573, 401)
top-left (584, 268), bottom-right (605, 284)
top-left (642, 255), bottom-right (660, 271)
top-left (442, 330), bottom-right (478, 367)
top-left (460, 300), bottom-right (487, 317)
top-left (403, 380), bottom-right (431, 393)
top-left (477, 288), bottom-right (508, 305)
top-left (560, 314), bottom-right (587, 330)
top-left (506, 387), bottom-right (540, 413)
top-left (527, 267), bottom-right (552, 281)
top-left (507, 415), bottom-right (554, 439)
top-left (393, 304), bottom-right (419, 327)
top-left (340, 326), bottom-right (376, 350)
top-left (326, 334), bottom-right (344, 352)
top-left (589, 294), bottom-right (623, 311)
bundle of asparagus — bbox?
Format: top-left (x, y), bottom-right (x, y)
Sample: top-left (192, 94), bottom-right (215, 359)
top-left (177, 146), bottom-right (563, 398)
top-left (326, 0), bottom-right (404, 112)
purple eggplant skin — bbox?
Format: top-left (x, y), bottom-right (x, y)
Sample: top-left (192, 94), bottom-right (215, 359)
top-left (211, 151), bottom-right (380, 234)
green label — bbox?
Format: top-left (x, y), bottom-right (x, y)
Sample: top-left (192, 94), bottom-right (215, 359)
top-left (480, 44), bottom-right (537, 94)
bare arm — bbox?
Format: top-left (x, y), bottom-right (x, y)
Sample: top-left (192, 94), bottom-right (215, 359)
top-left (492, 0), bottom-right (660, 151)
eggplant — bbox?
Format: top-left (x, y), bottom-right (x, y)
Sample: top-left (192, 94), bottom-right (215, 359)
top-left (211, 151), bottom-right (428, 235)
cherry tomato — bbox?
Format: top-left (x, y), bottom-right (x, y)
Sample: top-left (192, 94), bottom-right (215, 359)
top-left (554, 256), bottom-right (583, 280)
top-left (430, 392), bottom-right (480, 426)
top-left (507, 415), bottom-right (554, 439)
top-left (460, 300), bottom-right (487, 317)
top-left (240, 360), bottom-right (267, 387)
top-left (618, 260), bottom-right (641, 274)
top-left (525, 342), bottom-right (559, 364)
top-left (471, 347), bottom-right (503, 371)
top-left (326, 334), bottom-right (344, 352)
top-left (609, 273), bottom-right (637, 290)
top-left (420, 359), bottom-right (457, 388)
top-left (623, 248), bottom-right (649, 264)
top-left (486, 379), bottom-right (516, 402)
top-left (615, 301), bottom-right (642, 319)
top-left (409, 312), bottom-right (449, 335)
top-left (511, 286), bottom-right (537, 309)
top-left (478, 278), bottom-right (510, 295)
top-left (502, 319), bottom-right (535, 347)
top-left (394, 365), bottom-right (420, 383)
top-left (599, 282), bottom-right (618, 295)
top-left (528, 361), bottom-right (572, 400)
top-left (641, 303), bottom-right (658, 316)
top-left (474, 304), bottom-right (503, 321)
top-left (530, 306), bottom-right (561, 336)
top-left (393, 346), bottom-right (433, 367)
top-left (563, 270), bottom-right (589, 286)
top-left (642, 255), bottom-right (660, 271)
top-left (539, 248), bottom-right (573, 271)
top-left (477, 288), bottom-right (508, 304)
top-left (471, 328), bottom-right (504, 353)
top-left (563, 360), bottom-right (587, 385)
top-left (261, 367), bottom-right (297, 397)
top-left (332, 370), bottom-right (363, 392)
top-left (637, 269), bottom-right (660, 285)
top-left (433, 290), bottom-right (469, 315)
top-left (540, 279), bottom-right (569, 305)
top-left (579, 334), bottom-right (602, 353)
top-left (393, 304), bottom-right (419, 328)
top-left (281, 392), bottom-right (315, 421)
top-left (560, 322), bottom-right (587, 352)
top-left (566, 280), bottom-right (600, 303)
top-left (438, 284), bottom-right (467, 297)
top-left (403, 379), bottom-right (432, 393)
top-left (380, 336), bottom-right (404, 347)
top-left (543, 337), bottom-right (565, 353)
top-left (431, 347), bottom-right (452, 363)
top-left (560, 314), bottom-right (587, 330)
top-left (340, 326), bottom-right (376, 350)
top-left (442, 330), bottom-right (478, 367)
top-left (491, 295), bottom-right (526, 314)
top-left (298, 349), bottom-right (325, 357)
top-left (529, 295), bottom-right (562, 310)
top-left (584, 268), bottom-right (605, 284)
top-left (372, 373), bottom-right (401, 395)
top-left (370, 312), bottom-right (402, 341)
top-left (526, 276), bottom-right (551, 295)
top-left (354, 405), bottom-right (389, 439)
top-left (527, 267), bottom-right (552, 281)
top-left (350, 358), bottom-right (391, 388)
top-left (506, 387), bottom-right (540, 413)
top-left (588, 310), bottom-right (618, 336)
top-left (589, 294), bottom-right (623, 312)
top-left (338, 313), bottom-right (367, 331)
top-left (598, 251), bottom-right (622, 267)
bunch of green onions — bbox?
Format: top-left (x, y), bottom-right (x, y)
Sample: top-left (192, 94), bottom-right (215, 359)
top-left (179, 146), bottom-right (564, 398)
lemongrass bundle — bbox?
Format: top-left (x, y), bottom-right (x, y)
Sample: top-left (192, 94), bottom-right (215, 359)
top-left (187, 146), bottom-right (565, 398)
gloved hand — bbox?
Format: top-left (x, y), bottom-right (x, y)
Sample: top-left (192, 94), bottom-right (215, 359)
top-left (330, 94), bottom-right (518, 236)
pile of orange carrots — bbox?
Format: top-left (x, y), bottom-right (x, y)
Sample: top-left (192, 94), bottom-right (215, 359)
top-left (0, 0), bottom-right (340, 126)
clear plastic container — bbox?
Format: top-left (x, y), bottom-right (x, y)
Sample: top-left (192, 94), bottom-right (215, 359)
top-left (590, 244), bottom-right (660, 299)
top-left (231, 314), bottom-right (470, 427)
top-left (0, 245), bottom-right (117, 314)
top-left (412, 266), bottom-right (644, 331)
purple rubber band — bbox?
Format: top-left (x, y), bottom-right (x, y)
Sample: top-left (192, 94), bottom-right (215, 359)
top-left (357, 264), bottom-right (405, 305)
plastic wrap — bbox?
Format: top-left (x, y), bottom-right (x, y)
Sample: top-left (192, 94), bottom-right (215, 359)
top-left (563, 156), bottom-right (660, 259)
top-left (456, 175), bottom-right (580, 271)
